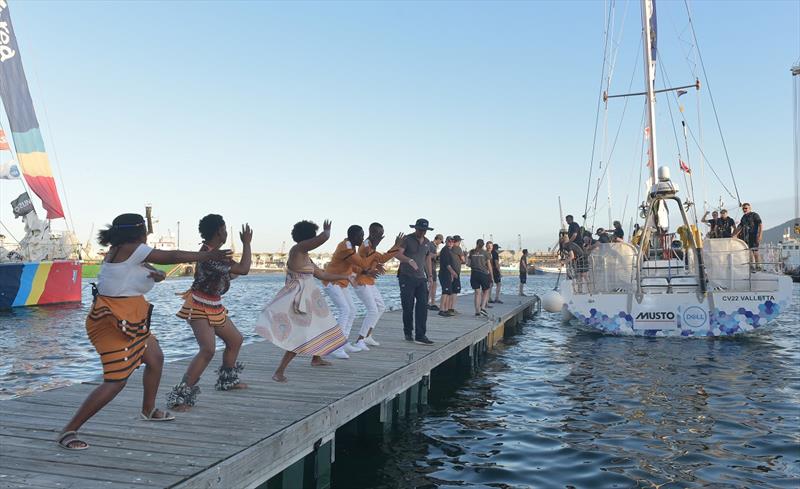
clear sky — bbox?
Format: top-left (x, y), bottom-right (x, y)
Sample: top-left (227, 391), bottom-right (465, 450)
top-left (0, 0), bottom-right (797, 252)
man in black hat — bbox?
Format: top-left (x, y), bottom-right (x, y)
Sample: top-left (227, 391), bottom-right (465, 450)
top-left (395, 219), bottom-right (435, 345)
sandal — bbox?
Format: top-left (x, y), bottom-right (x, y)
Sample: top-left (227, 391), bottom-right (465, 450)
top-left (57, 431), bottom-right (89, 450)
top-left (140, 408), bottom-right (175, 422)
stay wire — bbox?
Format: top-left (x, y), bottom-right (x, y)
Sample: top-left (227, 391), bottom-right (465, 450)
top-left (583, 0), bottom-right (616, 227)
top-left (683, 0), bottom-right (741, 206)
top-left (588, 33), bottom-right (641, 226)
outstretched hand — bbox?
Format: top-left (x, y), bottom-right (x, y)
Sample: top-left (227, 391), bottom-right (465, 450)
top-left (323, 220), bottom-right (332, 234)
top-left (240, 224), bottom-right (253, 244)
top-left (394, 233), bottom-right (405, 248)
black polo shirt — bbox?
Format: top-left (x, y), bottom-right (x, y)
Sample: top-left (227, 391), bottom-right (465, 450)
top-left (399, 235), bottom-right (430, 279)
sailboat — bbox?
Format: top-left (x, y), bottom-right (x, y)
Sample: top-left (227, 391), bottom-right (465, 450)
top-left (0, 1), bottom-right (81, 308)
top-left (559, 0), bottom-right (792, 336)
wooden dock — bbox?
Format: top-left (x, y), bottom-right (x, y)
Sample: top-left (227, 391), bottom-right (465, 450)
top-left (0, 293), bottom-right (539, 489)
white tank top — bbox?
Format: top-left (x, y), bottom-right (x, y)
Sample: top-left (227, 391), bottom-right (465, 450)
top-left (97, 244), bottom-right (156, 296)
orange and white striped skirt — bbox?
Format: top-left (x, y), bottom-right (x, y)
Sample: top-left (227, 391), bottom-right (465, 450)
top-left (176, 290), bottom-right (228, 327)
top-left (86, 295), bottom-right (154, 382)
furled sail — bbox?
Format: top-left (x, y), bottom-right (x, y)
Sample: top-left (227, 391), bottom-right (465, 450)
top-left (0, 1), bottom-right (65, 219)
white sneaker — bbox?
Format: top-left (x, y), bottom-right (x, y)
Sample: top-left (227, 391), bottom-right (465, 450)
top-left (329, 348), bottom-right (350, 359)
top-left (344, 342), bottom-right (361, 353)
top-left (364, 336), bottom-right (380, 347)
top-left (355, 339), bottom-right (370, 351)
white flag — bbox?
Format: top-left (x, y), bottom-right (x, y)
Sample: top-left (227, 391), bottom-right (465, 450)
top-left (0, 161), bottom-right (21, 179)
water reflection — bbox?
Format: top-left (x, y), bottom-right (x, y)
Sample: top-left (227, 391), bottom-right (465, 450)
top-left (334, 279), bottom-right (799, 488)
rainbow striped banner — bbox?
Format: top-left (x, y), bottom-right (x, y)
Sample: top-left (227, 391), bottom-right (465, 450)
top-left (0, 1), bottom-right (65, 219)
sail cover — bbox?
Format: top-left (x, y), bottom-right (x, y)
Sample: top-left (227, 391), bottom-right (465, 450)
top-left (0, 1), bottom-right (64, 219)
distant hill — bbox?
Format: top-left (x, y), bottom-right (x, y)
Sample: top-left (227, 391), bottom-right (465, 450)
top-left (762, 219), bottom-right (799, 244)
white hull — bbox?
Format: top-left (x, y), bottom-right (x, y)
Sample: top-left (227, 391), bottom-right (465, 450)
top-left (561, 274), bottom-right (793, 337)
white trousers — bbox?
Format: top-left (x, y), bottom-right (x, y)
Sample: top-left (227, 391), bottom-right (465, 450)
top-left (353, 284), bottom-right (386, 337)
top-left (324, 284), bottom-right (356, 340)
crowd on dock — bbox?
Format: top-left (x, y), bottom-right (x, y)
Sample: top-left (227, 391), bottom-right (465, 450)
top-left (56, 213), bottom-right (528, 450)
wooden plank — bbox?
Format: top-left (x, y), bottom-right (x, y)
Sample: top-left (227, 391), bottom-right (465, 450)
top-left (0, 294), bottom-right (536, 489)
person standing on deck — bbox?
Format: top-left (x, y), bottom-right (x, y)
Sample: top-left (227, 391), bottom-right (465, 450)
top-left (255, 220), bottom-right (350, 382)
top-left (735, 203), bottom-right (763, 270)
top-left (702, 210), bottom-right (720, 238)
top-left (566, 215), bottom-right (582, 247)
top-left (322, 225), bottom-right (375, 358)
top-left (469, 239), bottom-right (492, 316)
top-left (437, 236), bottom-right (458, 317)
top-left (450, 235), bottom-right (466, 314)
top-left (717, 209), bottom-right (736, 238)
top-left (519, 249), bottom-right (529, 296)
top-left (57, 214), bottom-right (230, 450)
top-left (396, 219), bottom-right (435, 345)
top-left (427, 234), bottom-right (444, 311)
top-left (352, 223), bottom-right (404, 349)
top-left (485, 241), bottom-right (495, 305)
top-left (168, 215), bottom-right (253, 412)
top-left (491, 243), bottom-right (503, 304)
top-left (612, 221), bottom-right (625, 242)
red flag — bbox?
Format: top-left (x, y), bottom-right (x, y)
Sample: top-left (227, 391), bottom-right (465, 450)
top-left (679, 159), bottom-right (691, 174)
top-left (0, 130), bottom-right (9, 151)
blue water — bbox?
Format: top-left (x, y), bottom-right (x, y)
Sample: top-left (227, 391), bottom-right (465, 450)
top-left (1, 274), bottom-right (798, 487)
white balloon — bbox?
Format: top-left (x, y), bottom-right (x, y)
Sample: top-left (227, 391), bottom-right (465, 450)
top-left (541, 290), bottom-right (564, 313)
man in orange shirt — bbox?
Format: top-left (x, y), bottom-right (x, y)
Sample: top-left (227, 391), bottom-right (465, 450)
top-left (323, 225), bottom-right (373, 358)
top-left (352, 223), bottom-right (402, 350)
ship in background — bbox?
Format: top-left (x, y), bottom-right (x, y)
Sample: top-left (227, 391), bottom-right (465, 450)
top-left (0, 1), bottom-right (81, 309)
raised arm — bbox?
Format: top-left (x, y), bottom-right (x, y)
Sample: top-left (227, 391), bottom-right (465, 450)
top-left (231, 224), bottom-right (253, 275)
top-left (370, 233), bottom-right (404, 265)
top-left (296, 220), bottom-right (332, 252)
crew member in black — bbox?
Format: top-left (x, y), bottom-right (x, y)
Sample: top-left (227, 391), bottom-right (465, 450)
top-left (735, 203), bottom-right (763, 269)
top-left (396, 218), bottom-right (435, 345)
top-left (702, 210), bottom-right (720, 238)
top-left (717, 209), bottom-right (736, 238)
top-left (566, 215), bottom-right (582, 247)
top-left (612, 221), bottom-right (624, 242)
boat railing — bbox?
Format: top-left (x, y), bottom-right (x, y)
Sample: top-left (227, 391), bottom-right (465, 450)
top-left (700, 244), bottom-right (784, 292)
top-left (567, 242), bottom-right (784, 295)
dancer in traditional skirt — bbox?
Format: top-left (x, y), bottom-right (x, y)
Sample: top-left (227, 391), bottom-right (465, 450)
top-left (256, 220), bottom-right (351, 382)
top-left (167, 215), bottom-right (252, 411)
top-left (57, 213), bottom-right (230, 450)
top-left (352, 223), bottom-right (403, 349)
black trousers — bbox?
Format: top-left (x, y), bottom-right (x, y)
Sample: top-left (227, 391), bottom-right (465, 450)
top-left (399, 275), bottom-right (428, 339)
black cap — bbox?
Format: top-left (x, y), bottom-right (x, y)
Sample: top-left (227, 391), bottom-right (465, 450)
top-left (452, 235), bottom-right (463, 241)
top-left (494, 244), bottom-right (501, 250)
top-left (410, 218), bottom-right (433, 231)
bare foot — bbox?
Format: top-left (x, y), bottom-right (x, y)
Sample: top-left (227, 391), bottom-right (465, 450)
top-left (311, 358), bottom-right (332, 367)
top-left (272, 373), bottom-right (288, 383)
top-left (230, 382), bottom-right (248, 390)
top-left (172, 404), bottom-right (192, 413)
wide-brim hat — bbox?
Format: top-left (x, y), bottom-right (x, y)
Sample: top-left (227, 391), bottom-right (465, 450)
top-left (410, 218), bottom-right (433, 231)
top-left (452, 235), bottom-right (463, 241)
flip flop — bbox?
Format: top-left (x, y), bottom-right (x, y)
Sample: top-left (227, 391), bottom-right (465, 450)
top-left (57, 430), bottom-right (89, 450)
top-left (140, 408), bottom-right (175, 422)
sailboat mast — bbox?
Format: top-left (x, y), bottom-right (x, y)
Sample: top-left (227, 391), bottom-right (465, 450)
top-left (793, 64), bottom-right (799, 227)
top-left (641, 0), bottom-right (659, 186)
